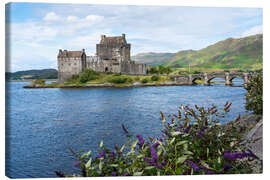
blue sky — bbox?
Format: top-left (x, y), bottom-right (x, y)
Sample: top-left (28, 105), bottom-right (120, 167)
top-left (6, 2), bottom-right (262, 72)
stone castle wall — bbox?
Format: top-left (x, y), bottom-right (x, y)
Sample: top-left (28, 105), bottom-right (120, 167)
top-left (58, 55), bottom-right (85, 83)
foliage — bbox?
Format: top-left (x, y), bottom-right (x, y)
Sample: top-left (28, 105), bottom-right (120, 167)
top-left (57, 103), bottom-right (258, 177)
top-left (148, 65), bottom-right (172, 75)
top-left (245, 73), bottom-right (263, 115)
top-left (151, 75), bottom-right (160, 81)
top-left (141, 78), bottom-right (148, 84)
top-left (78, 69), bottom-right (100, 83)
top-left (33, 79), bottom-right (45, 85)
top-left (108, 76), bottom-right (132, 84)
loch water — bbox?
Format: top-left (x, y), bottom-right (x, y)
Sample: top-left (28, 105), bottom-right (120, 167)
top-left (6, 79), bottom-right (248, 178)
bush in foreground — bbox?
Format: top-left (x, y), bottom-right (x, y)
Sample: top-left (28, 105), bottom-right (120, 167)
top-left (245, 73), bottom-right (263, 115)
top-left (56, 103), bottom-right (259, 177)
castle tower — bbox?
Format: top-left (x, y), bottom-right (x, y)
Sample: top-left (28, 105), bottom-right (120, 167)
top-left (96, 33), bottom-right (131, 62)
top-left (57, 49), bottom-right (86, 83)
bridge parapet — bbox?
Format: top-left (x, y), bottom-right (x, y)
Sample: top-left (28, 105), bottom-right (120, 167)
top-left (173, 72), bottom-right (251, 86)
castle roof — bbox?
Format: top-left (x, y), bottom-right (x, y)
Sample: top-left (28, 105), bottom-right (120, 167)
top-left (100, 34), bottom-right (127, 45)
top-left (58, 49), bottom-right (85, 58)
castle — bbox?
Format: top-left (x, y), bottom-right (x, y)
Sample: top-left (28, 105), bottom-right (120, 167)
top-left (57, 34), bottom-right (147, 83)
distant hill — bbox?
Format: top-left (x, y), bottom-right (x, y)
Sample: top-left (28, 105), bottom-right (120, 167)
top-left (134, 34), bottom-right (263, 70)
top-left (6, 69), bottom-right (58, 80)
top-left (132, 52), bottom-right (177, 66)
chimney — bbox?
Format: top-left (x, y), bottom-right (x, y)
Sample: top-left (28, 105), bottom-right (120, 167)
top-left (82, 48), bottom-right (85, 53)
top-left (101, 34), bottom-right (106, 40)
top-left (122, 33), bottom-right (125, 39)
top-left (59, 49), bottom-right (62, 53)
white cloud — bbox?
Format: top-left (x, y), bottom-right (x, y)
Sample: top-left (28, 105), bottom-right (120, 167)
top-left (66, 15), bottom-right (78, 22)
top-left (43, 12), bottom-right (61, 22)
top-left (241, 25), bottom-right (263, 37)
top-left (85, 15), bottom-right (104, 22)
top-left (8, 4), bottom-right (262, 72)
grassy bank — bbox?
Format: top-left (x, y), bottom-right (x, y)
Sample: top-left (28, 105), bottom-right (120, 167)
top-left (63, 69), bottom-right (174, 87)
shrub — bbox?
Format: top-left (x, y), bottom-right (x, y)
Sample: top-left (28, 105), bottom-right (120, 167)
top-left (193, 70), bottom-right (201, 74)
top-left (33, 79), bottom-right (45, 85)
top-left (151, 75), bottom-right (160, 81)
top-left (134, 77), bottom-right (140, 81)
top-left (109, 76), bottom-right (131, 84)
top-left (78, 69), bottom-right (100, 83)
top-left (141, 78), bottom-right (148, 84)
top-left (57, 103), bottom-right (259, 177)
top-left (245, 73), bottom-right (263, 115)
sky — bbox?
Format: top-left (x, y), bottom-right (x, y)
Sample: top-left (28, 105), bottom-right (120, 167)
top-left (5, 2), bottom-right (262, 72)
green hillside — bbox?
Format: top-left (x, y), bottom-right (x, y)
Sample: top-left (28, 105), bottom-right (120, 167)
top-left (134, 34), bottom-right (262, 71)
top-left (6, 69), bottom-right (58, 80)
top-left (132, 52), bottom-right (177, 66)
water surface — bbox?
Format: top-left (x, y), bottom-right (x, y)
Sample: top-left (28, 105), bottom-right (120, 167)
top-left (5, 79), bottom-right (248, 178)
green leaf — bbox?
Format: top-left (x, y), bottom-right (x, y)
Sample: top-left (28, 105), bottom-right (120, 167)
top-left (133, 171), bottom-right (143, 176)
top-left (99, 161), bottom-right (103, 171)
top-left (120, 145), bottom-right (125, 152)
top-left (176, 167), bottom-right (183, 174)
top-left (85, 158), bottom-right (92, 169)
top-left (175, 141), bottom-right (188, 147)
top-left (171, 131), bottom-right (181, 136)
top-left (183, 151), bottom-right (193, 155)
top-left (110, 164), bottom-right (118, 167)
top-left (145, 166), bottom-right (155, 170)
top-left (200, 161), bottom-right (214, 170)
top-left (131, 140), bottom-right (138, 149)
top-left (176, 155), bottom-right (188, 164)
top-left (80, 150), bottom-right (91, 159)
top-left (99, 141), bottom-right (103, 148)
top-left (169, 137), bottom-right (176, 145)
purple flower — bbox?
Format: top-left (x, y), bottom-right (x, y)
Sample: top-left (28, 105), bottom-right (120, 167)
top-left (97, 151), bottom-right (106, 158)
top-left (224, 150), bottom-right (256, 161)
top-left (120, 173), bottom-right (129, 176)
top-left (186, 160), bottom-right (201, 171)
top-left (121, 124), bottom-right (129, 136)
top-left (218, 164), bottom-right (233, 174)
top-left (109, 152), bottom-right (115, 159)
top-left (152, 142), bottom-right (160, 148)
top-left (184, 125), bottom-right (191, 133)
top-left (150, 146), bottom-right (158, 162)
top-left (159, 138), bottom-right (163, 142)
top-left (136, 135), bottom-right (145, 148)
top-left (111, 172), bottom-right (117, 176)
top-left (156, 164), bottom-right (163, 169)
top-left (197, 126), bottom-right (207, 137)
top-left (73, 161), bottom-right (81, 167)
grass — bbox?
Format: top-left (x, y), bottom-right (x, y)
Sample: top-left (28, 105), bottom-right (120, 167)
top-left (64, 72), bottom-right (173, 87)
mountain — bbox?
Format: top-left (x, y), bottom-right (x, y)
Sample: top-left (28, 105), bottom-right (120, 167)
top-left (134, 34), bottom-right (263, 70)
top-left (6, 69), bottom-right (58, 80)
top-left (132, 52), bottom-right (177, 66)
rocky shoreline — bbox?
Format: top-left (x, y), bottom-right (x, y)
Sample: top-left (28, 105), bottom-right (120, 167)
top-left (223, 114), bottom-right (263, 173)
top-left (23, 81), bottom-right (186, 89)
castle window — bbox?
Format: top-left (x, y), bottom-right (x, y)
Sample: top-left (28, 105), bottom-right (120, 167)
top-left (69, 63), bottom-right (71, 66)
top-left (74, 63), bottom-right (77, 65)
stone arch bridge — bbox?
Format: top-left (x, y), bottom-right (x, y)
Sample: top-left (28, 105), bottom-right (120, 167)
top-left (173, 72), bottom-right (252, 86)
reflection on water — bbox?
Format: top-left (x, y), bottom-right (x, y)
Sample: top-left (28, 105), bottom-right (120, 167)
top-left (6, 79), bottom-right (248, 178)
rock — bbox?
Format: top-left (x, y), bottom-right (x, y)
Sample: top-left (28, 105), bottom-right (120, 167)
top-left (132, 82), bottom-right (142, 86)
top-left (223, 114), bottom-right (263, 173)
top-left (242, 119), bottom-right (263, 160)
